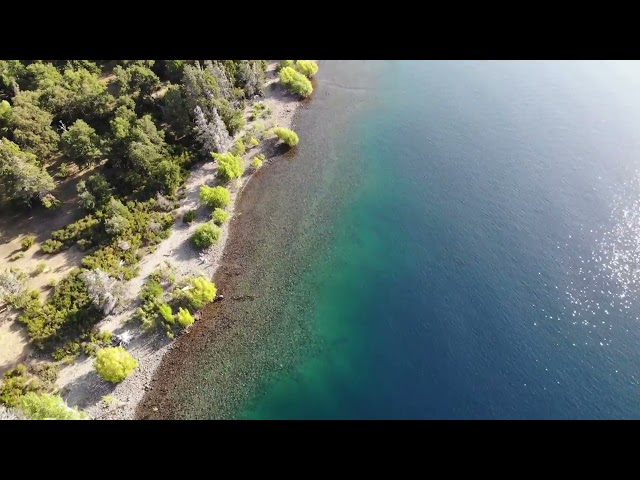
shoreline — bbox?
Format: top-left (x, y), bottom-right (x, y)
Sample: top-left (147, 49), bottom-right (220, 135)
top-left (67, 66), bottom-right (306, 420)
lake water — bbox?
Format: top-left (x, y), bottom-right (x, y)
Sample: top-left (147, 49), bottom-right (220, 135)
top-left (166, 60), bottom-right (640, 419)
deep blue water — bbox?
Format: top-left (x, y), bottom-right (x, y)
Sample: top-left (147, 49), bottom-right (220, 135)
top-left (173, 61), bottom-right (640, 419)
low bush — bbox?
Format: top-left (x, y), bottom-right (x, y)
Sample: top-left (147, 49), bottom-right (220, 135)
top-left (273, 127), bottom-right (299, 147)
top-left (56, 162), bottom-right (73, 179)
top-left (140, 278), bottom-right (163, 303)
top-left (278, 60), bottom-right (294, 70)
top-left (183, 210), bottom-right (197, 224)
top-left (94, 346), bottom-right (138, 383)
top-left (211, 208), bottom-right (230, 225)
top-left (30, 362), bottom-right (60, 386)
top-left (192, 222), bottom-right (221, 248)
top-left (158, 303), bottom-right (174, 324)
top-left (176, 307), bottom-right (195, 328)
top-left (19, 270), bottom-right (101, 349)
top-left (279, 67), bottom-right (313, 97)
top-left (50, 215), bottom-right (102, 247)
top-left (230, 139), bottom-right (246, 157)
top-left (21, 235), bottom-right (36, 251)
top-left (41, 239), bottom-right (64, 254)
top-left (33, 261), bottom-right (48, 275)
top-left (0, 364), bottom-right (44, 408)
top-left (212, 152), bottom-right (244, 182)
top-left (200, 185), bottom-right (231, 209)
top-left (252, 154), bottom-right (265, 169)
top-left (185, 277), bottom-right (217, 309)
top-left (20, 392), bottom-right (87, 420)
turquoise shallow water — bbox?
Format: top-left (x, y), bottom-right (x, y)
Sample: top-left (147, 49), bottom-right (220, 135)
top-left (165, 61), bottom-right (640, 419)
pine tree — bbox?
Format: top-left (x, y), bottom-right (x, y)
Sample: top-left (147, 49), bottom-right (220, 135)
top-left (193, 105), bottom-right (230, 155)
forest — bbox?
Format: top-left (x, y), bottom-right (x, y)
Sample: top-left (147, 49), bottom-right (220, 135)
top-left (0, 59), bottom-right (318, 419)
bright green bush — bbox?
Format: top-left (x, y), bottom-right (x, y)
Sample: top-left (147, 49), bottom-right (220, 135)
top-left (249, 137), bottom-right (259, 147)
top-left (251, 157), bottom-right (263, 169)
top-left (192, 222), bottom-right (221, 248)
top-left (295, 60), bottom-right (319, 78)
top-left (230, 139), bottom-right (246, 157)
top-left (94, 346), bottom-right (138, 383)
top-left (183, 209), bottom-right (197, 223)
top-left (211, 208), bottom-right (230, 225)
top-left (212, 152), bottom-right (244, 182)
top-left (199, 185), bottom-right (231, 209)
top-left (186, 277), bottom-right (217, 309)
top-left (273, 127), bottom-right (299, 147)
top-left (21, 235), bottom-right (36, 250)
top-left (176, 307), bottom-right (195, 328)
top-left (20, 392), bottom-right (86, 420)
top-left (279, 67), bottom-right (313, 97)
top-left (158, 303), bottom-right (174, 324)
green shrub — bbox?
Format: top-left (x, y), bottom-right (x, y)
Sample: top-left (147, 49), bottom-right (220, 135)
top-left (33, 261), bottom-right (48, 275)
top-left (21, 235), bottom-right (36, 250)
top-left (19, 270), bottom-right (100, 348)
top-left (211, 208), bottom-right (230, 225)
top-left (158, 303), bottom-right (174, 324)
top-left (186, 277), bottom-right (217, 309)
top-left (230, 139), bottom-right (246, 157)
top-left (278, 60), bottom-right (294, 70)
top-left (176, 307), bottom-right (195, 328)
top-left (41, 195), bottom-right (61, 209)
top-left (9, 289), bottom-right (39, 310)
top-left (273, 127), bottom-right (299, 147)
top-left (20, 392), bottom-right (87, 420)
top-left (48, 278), bottom-right (59, 288)
top-left (183, 210), bottom-right (197, 224)
top-left (149, 262), bottom-right (177, 285)
top-left (192, 223), bottom-right (221, 248)
top-left (50, 215), bottom-right (101, 247)
top-left (251, 156), bottom-right (264, 169)
top-left (279, 67), bottom-right (313, 97)
top-left (250, 103), bottom-right (270, 121)
top-left (0, 365), bottom-right (44, 408)
top-left (30, 362), bottom-right (60, 386)
top-left (41, 239), bottom-right (64, 254)
top-left (56, 162), bottom-right (73, 179)
top-left (249, 137), bottom-right (259, 147)
top-left (294, 60), bottom-right (319, 78)
top-left (51, 331), bottom-right (113, 362)
top-left (140, 279), bottom-right (163, 303)
top-left (94, 346), bottom-right (138, 383)
top-left (200, 185), bottom-right (231, 209)
top-left (76, 238), bottom-right (92, 251)
top-left (212, 152), bottom-right (244, 182)
top-left (102, 394), bottom-right (118, 406)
